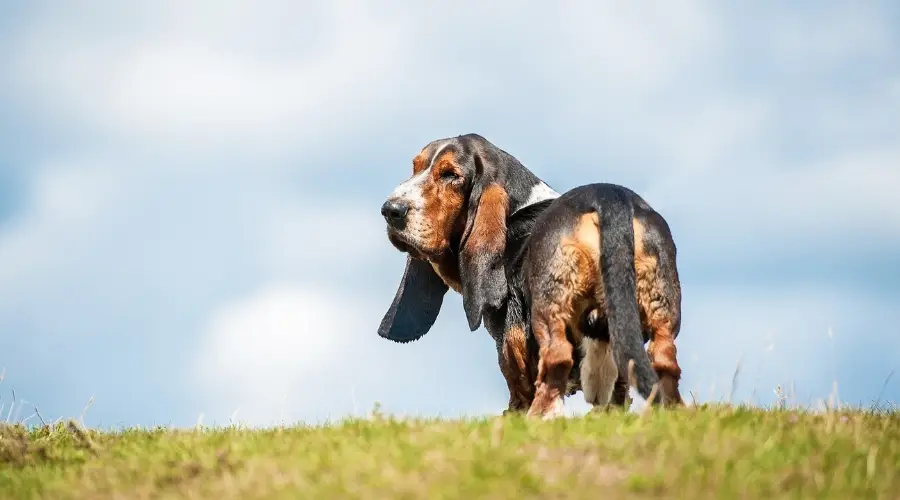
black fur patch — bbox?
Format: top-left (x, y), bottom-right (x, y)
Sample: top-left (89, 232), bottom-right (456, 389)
top-left (378, 256), bottom-right (449, 343)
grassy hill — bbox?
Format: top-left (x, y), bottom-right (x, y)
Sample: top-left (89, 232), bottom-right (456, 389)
top-left (1, 405), bottom-right (898, 499)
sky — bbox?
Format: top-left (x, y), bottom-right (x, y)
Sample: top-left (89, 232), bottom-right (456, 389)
top-left (0, 1), bottom-right (898, 428)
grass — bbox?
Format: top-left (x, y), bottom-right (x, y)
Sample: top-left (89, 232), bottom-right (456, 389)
top-left (1, 404), bottom-right (899, 499)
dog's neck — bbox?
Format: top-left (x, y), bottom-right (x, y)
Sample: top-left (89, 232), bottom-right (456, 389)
top-left (498, 160), bottom-right (560, 215)
top-left (515, 180), bottom-right (559, 213)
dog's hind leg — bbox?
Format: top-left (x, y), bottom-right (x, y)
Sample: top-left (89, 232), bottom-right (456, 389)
top-left (527, 313), bottom-right (572, 419)
top-left (646, 321), bottom-right (683, 406)
top-left (527, 239), bottom-right (597, 419)
top-left (634, 215), bottom-right (684, 406)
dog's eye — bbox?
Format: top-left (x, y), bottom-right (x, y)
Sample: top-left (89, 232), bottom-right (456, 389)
top-left (440, 170), bottom-right (460, 182)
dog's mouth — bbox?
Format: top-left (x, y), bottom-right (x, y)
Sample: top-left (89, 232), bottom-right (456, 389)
top-left (386, 228), bottom-right (443, 261)
top-left (387, 229), bottom-right (412, 252)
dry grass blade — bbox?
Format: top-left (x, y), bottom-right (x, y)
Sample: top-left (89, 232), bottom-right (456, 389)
top-left (874, 370), bottom-right (895, 408)
top-left (729, 355), bottom-right (743, 405)
top-left (641, 383), bottom-right (659, 418)
top-left (5, 389), bottom-right (16, 424)
top-left (33, 405), bottom-right (46, 427)
top-left (67, 419), bottom-right (100, 455)
top-left (79, 395), bottom-right (95, 426)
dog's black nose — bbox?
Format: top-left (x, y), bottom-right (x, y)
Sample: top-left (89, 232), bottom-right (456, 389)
top-left (381, 200), bottom-right (409, 228)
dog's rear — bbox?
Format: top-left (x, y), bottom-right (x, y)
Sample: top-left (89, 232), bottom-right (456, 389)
top-left (524, 183), bottom-right (683, 417)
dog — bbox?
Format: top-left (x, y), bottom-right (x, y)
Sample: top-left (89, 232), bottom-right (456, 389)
top-left (515, 183), bottom-right (684, 418)
top-left (377, 134), bottom-right (683, 415)
top-left (377, 133), bottom-right (563, 412)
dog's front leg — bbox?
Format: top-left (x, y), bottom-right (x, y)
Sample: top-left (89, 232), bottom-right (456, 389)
top-left (497, 324), bottom-right (535, 414)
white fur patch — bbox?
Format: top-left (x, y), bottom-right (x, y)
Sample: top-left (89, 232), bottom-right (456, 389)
top-left (387, 141), bottom-right (451, 209)
top-left (428, 141), bottom-right (451, 170)
top-left (580, 338), bottom-right (618, 408)
top-left (522, 181), bottom-right (560, 208)
top-left (388, 168), bottom-right (429, 209)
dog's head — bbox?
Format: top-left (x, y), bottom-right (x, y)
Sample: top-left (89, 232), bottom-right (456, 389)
top-left (377, 133), bottom-right (558, 342)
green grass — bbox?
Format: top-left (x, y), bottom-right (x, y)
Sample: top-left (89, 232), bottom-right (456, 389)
top-left (1, 405), bottom-right (899, 499)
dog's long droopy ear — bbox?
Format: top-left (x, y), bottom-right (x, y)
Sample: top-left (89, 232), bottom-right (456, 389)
top-left (378, 256), bottom-right (449, 343)
top-left (460, 180), bottom-right (509, 332)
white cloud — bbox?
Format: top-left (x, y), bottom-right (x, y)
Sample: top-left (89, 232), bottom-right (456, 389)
top-left (102, 30), bottom-right (405, 146)
top-left (193, 284), bottom-right (364, 425)
top-left (189, 283), bottom-right (516, 426)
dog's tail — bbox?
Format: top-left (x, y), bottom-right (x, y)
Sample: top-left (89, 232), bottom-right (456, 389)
top-left (594, 187), bottom-right (659, 402)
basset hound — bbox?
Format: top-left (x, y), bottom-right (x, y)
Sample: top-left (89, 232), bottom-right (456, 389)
top-left (377, 134), bottom-right (684, 416)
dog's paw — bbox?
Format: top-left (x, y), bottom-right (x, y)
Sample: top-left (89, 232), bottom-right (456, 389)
top-left (541, 397), bottom-right (566, 420)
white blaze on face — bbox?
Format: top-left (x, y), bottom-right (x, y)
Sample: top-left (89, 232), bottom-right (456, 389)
top-left (387, 168), bottom-right (429, 210)
top-left (387, 141), bottom-right (451, 210)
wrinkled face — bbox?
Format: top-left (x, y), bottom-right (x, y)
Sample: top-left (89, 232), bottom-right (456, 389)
top-left (381, 141), bottom-right (470, 260)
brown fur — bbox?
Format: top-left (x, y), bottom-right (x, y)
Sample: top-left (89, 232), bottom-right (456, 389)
top-left (528, 214), bottom-right (602, 416)
top-left (419, 150), bottom-right (467, 254)
top-left (462, 183), bottom-right (509, 257)
top-left (527, 214), bottom-right (684, 417)
top-left (429, 256), bottom-right (462, 294)
top-left (412, 150), bottom-right (428, 174)
top-left (530, 317), bottom-right (573, 417)
top-left (499, 325), bottom-right (536, 412)
top-left (418, 180), bottom-right (509, 299)
top-left (633, 218), bottom-right (684, 405)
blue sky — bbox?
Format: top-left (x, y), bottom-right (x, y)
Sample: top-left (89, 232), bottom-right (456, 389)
top-left (1, 1), bottom-right (898, 428)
